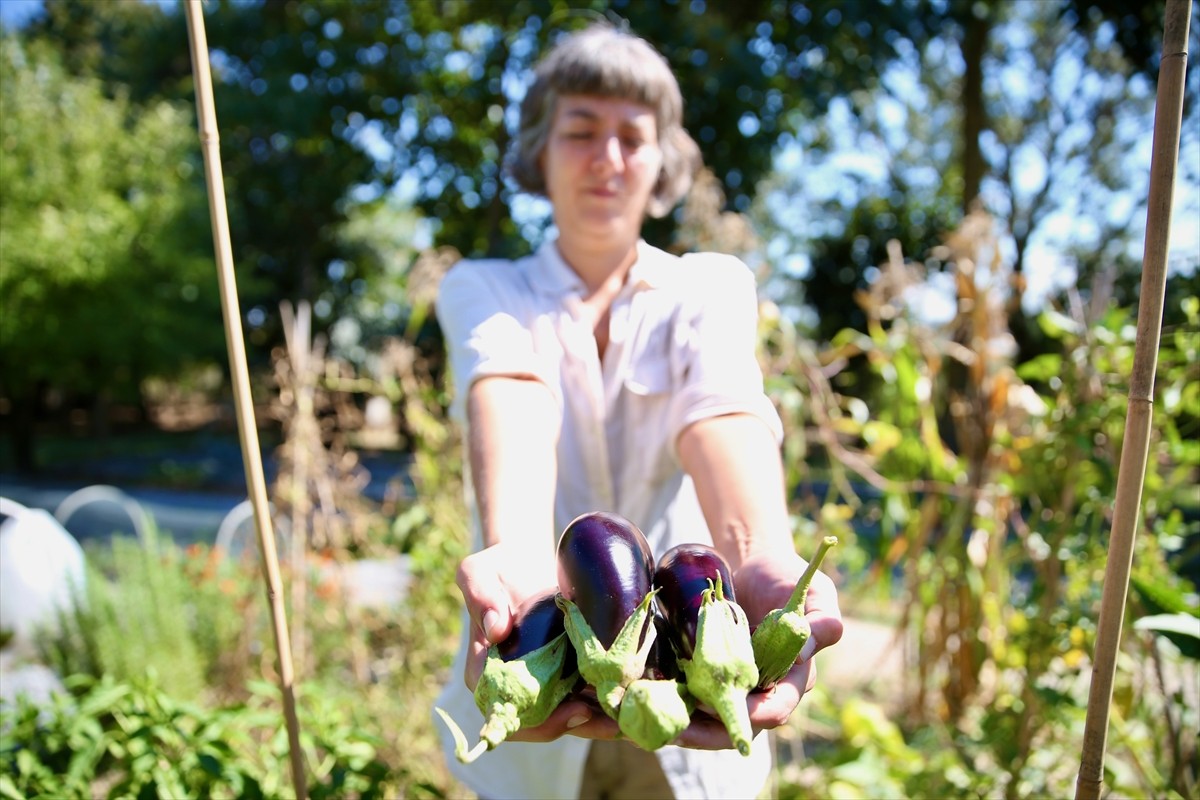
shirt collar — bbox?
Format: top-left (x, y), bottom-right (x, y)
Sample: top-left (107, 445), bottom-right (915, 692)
top-left (531, 239), bottom-right (668, 297)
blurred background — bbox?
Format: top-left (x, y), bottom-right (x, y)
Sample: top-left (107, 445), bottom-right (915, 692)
top-left (0, 1), bottom-right (1197, 797)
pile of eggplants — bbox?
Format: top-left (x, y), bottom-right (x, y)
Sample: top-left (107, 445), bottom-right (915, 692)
top-left (437, 511), bottom-right (836, 760)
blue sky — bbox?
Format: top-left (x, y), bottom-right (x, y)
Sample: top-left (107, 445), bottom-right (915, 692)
top-left (0, 0), bottom-right (43, 29)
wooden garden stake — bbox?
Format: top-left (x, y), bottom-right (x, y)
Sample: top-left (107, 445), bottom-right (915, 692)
top-left (1075, 1), bottom-right (1191, 797)
top-left (183, 2), bottom-right (308, 797)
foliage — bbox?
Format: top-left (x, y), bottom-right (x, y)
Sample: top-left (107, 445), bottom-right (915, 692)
top-left (775, 0), bottom-right (1197, 349)
top-left (18, 0), bottom-right (954, 341)
top-left (39, 525), bottom-right (252, 704)
top-left (25, 515), bottom-right (466, 797)
top-left (0, 33), bottom-right (226, 466)
top-left (760, 210), bottom-right (1200, 798)
top-left (0, 673), bottom-right (404, 800)
top-left (23, 295), bottom-right (471, 795)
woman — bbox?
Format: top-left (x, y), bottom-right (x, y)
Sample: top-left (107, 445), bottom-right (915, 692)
top-left (433, 23), bottom-right (843, 800)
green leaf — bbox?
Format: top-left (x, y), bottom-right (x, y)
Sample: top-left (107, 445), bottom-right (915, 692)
top-left (0, 775), bottom-right (24, 800)
top-left (198, 752), bottom-right (224, 778)
top-left (1016, 353), bottom-right (1064, 382)
top-left (1133, 613), bottom-right (1200, 639)
top-left (79, 683), bottom-right (132, 717)
top-left (1037, 309), bottom-right (1083, 339)
top-left (1130, 573), bottom-right (1199, 617)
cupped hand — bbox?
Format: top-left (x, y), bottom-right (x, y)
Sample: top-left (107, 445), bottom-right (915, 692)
top-left (456, 542), bottom-right (843, 751)
top-left (672, 547), bottom-right (843, 750)
top-left (735, 547), bottom-right (843, 663)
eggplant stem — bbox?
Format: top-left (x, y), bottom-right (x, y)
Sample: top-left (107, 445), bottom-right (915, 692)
top-left (780, 536), bottom-right (838, 615)
top-left (435, 706), bottom-right (490, 765)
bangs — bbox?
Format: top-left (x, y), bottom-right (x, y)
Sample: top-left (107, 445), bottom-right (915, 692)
top-left (537, 28), bottom-right (682, 126)
top-left (509, 24), bottom-right (700, 216)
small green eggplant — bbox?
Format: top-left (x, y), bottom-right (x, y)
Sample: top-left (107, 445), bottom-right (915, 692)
top-left (750, 535), bottom-right (838, 690)
top-left (435, 591), bottom-right (579, 764)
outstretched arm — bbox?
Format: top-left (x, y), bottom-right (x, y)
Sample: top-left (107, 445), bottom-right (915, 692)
top-left (458, 375), bottom-right (559, 676)
top-left (454, 375), bottom-right (619, 740)
top-left (676, 413), bottom-right (844, 749)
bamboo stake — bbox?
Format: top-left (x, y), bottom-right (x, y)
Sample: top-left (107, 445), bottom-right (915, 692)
top-left (183, 3), bottom-right (308, 798)
top-left (1076, 2), bottom-right (1192, 798)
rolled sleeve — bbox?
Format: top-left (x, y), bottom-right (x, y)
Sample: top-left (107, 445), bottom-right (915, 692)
top-left (667, 255), bottom-right (783, 451)
top-left (436, 260), bottom-right (554, 423)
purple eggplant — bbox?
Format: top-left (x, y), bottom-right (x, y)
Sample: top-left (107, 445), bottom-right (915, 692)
top-left (645, 613), bottom-right (680, 681)
top-left (556, 511), bottom-right (655, 648)
top-left (653, 543), bottom-right (737, 660)
top-left (436, 589), bottom-right (579, 763)
top-left (751, 536), bottom-right (838, 689)
top-left (497, 593), bottom-right (574, 668)
top-left (653, 542), bottom-right (758, 756)
top-left (554, 511), bottom-right (658, 718)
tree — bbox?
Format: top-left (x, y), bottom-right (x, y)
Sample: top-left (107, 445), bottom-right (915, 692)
top-left (777, 0), bottom-right (1195, 349)
top-left (28, 0), bottom-right (938, 329)
top-left (396, 0), bottom-right (945, 255)
top-left (0, 35), bottom-right (224, 470)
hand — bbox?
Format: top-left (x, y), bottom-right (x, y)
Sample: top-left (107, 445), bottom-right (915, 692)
top-left (740, 548), bottom-right (842, 721)
top-left (455, 541), bottom-right (557, 689)
top-left (672, 548), bottom-right (843, 750)
top-left (455, 541), bottom-right (621, 743)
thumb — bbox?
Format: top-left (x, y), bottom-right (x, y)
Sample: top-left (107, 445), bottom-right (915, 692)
top-left (456, 556), bottom-right (514, 646)
top-left (480, 606), bottom-right (508, 644)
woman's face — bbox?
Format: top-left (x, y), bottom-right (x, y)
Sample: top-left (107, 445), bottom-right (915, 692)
top-left (541, 94), bottom-right (663, 248)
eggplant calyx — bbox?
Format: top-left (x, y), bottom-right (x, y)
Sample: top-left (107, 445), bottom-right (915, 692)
top-left (617, 678), bottom-right (693, 751)
top-left (750, 609), bottom-right (811, 690)
top-left (751, 536), bottom-right (838, 690)
top-left (436, 634), bottom-right (576, 764)
top-left (556, 589), bottom-right (658, 719)
top-left (680, 579), bottom-right (758, 756)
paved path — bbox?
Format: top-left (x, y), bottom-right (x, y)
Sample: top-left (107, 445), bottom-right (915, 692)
top-left (819, 615), bottom-right (906, 704)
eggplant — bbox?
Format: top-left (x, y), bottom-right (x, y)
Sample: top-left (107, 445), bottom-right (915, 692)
top-left (653, 543), bottom-right (737, 660)
top-left (645, 613), bottom-right (680, 681)
top-left (653, 542), bottom-right (758, 756)
top-left (751, 535), bottom-right (838, 690)
top-left (554, 511), bottom-right (658, 718)
top-left (435, 590), bottom-right (579, 763)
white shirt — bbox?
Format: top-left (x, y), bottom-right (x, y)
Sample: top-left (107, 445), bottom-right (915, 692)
top-left (433, 239), bottom-right (782, 800)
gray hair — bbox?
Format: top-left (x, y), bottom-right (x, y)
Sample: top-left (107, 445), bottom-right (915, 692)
top-left (509, 24), bottom-right (702, 218)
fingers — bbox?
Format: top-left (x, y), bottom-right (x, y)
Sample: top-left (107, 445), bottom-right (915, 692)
top-left (456, 550), bottom-right (517, 692)
top-left (748, 660), bottom-right (813, 727)
top-left (672, 713), bottom-right (743, 750)
top-left (456, 552), bottom-right (514, 646)
top-left (803, 569), bottom-right (844, 656)
top-left (463, 636), bottom-right (490, 690)
top-left (509, 697), bottom-right (620, 743)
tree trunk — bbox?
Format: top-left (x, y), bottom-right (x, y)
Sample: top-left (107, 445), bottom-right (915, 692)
top-left (90, 388), bottom-right (111, 440)
top-left (960, 9), bottom-right (991, 213)
top-left (7, 392), bottom-right (38, 474)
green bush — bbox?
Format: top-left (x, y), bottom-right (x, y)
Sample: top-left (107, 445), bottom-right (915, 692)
top-left (39, 526), bottom-right (255, 704)
top-left (0, 673), bottom-right (403, 799)
top-left (761, 237), bottom-right (1199, 797)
